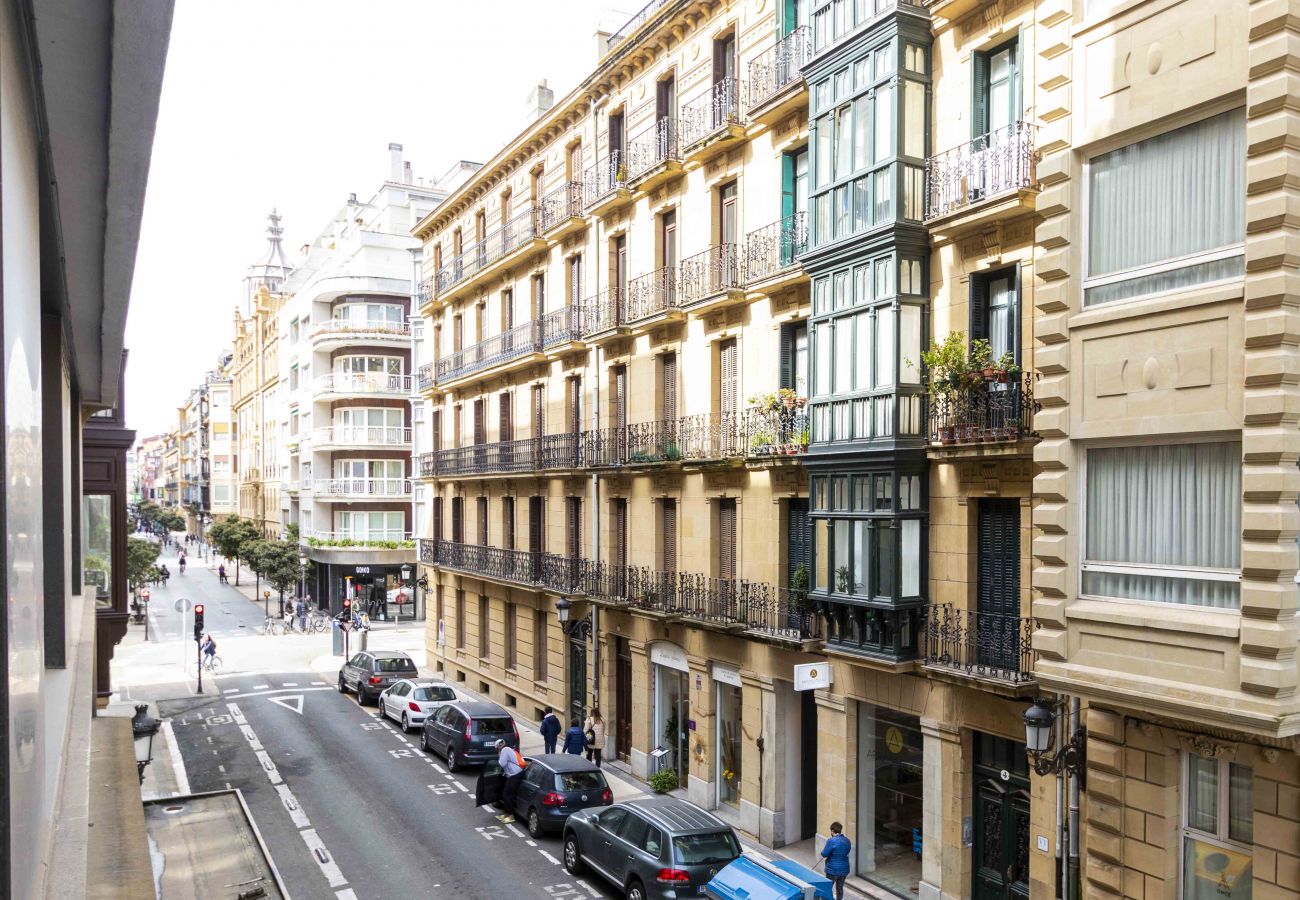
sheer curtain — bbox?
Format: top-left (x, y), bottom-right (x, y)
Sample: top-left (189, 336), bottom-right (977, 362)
top-left (1086, 108), bottom-right (1245, 306)
top-left (1084, 442), bottom-right (1241, 608)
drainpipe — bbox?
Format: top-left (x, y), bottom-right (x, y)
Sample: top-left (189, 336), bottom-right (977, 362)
top-left (410, 247), bottom-right (422, 622)
top-left (588, 91), bottom-right (602, 714)
top-left (1068, 696), bottom-right (1081, 900)
top-left (1055, 704), bottom-right (1065, 900)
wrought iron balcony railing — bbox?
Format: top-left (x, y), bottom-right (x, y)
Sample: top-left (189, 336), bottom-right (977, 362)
top-left (680, 77), bottom-right (747, 148)
top-left (680, 243), bottom-right (743, 306)
top-left (539, 304), bottom-right (584, 350)
top-left (626, 118), bottom-right (680, 182)
top-left (418, 277), bottom-right (435, 307)
top-left (924, 121), bottom-right (1038, 221)
top-left (921, 603), bottom-right (1036, 684)
top-left (314, 373), bottom-right (413, 396)
top-left (605, 0), bottom-right (672, 51)
top-left (744, 212), bottom-right (808, 283)
top-left (429, 433), bottom-right (582, 478)
top-left (625, 266), bottom-right (680, 322)
top-left (746, 26), bottom-right (812, 111)
top-left (436, 318), bottom-right (539, 382)
top-left (583, 285), bottom-right (625, 335)
top-left (435, 207), bottom-right (541, 294)
top-left (675, 411), bottom-right (746, 460)
top-left (310, 478), bottom-right (411, 498)
top-left (312, 426), bottom-right (412, 447)
top-left (539, 181), bottom-right (585, 233)
top-left (582, 152), bottom-right (631, 212)
top-left (417, 363), bottom-right (435, 392)
top-left (416, 451), bottom-right (436, 479)
top-left (424, 539), bottom-right (582, 593)
top-left (743, 406), bottom-right (809, 456)
top-left (927, 371), bottom-right (1036, 445)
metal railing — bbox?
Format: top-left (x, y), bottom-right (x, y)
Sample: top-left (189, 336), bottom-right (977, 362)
top-left (582, 152), bottom-right (630, 212)
top-left (435, 207), bottom-right (541, 294)
top-left (680, 77), bottom-right (747, 148)
top-left (311, 426), bottom-right (412, 447)
top-left (583, 286), bottom-right (625, 334)
top-left (743, 406), bottom-right (809, 456)
top-left (744, 212), bottom-right (808, 282)
top-left (416, 451), bottom-right (436, 479)
top-left (625, 266), bottom-right (680, 322)
top-left (680, 243), bottom-right (743, 306)
top-left (927, 371), bottom-right (1036, 445)
top-left (417, 364), bottom-right (435, 392)
top-left (922, 603), bottom-right (1036, 683)
top-left (746, 26), bottom-right (812, 111)
top-left (626, 118), bottom-right (680, 181)
top-left (539, 305), bottom-right (584, 350)
top-left (418, 277), bottom-right (435, 307)
top-left (436, 319), bottom-right (539, 382)
top-left (309, 318), bottom-right (410, 342)
top-left (539, 181), bottom-right (585, 232)
top-left (314, 373), bottom-right (412, 396)
top-left (310, 478), bottom-right (412, 498)
top-left (605, 0), bottom-right (672, 51)
top-left (675, 411), bottom-right (746, 460)
top-left (430, 433), bottom-right (582, 477)
top-left (924, 121), bottom-right (1038, 221)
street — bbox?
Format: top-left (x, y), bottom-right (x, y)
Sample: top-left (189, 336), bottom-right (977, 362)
top-left (120, 543), bottom-right (622, 900)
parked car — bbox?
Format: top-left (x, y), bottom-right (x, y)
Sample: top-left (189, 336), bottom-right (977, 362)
top-left (475, 753), bottom-right (613, 838)
top-left (563, 797), bottom-right (741, 900)
top-left (337, 650), bottom-right (419, 705)
top-left (420, 700), bottom-right (518, 771)
top-left (378, 680), bottom-right (458, 732)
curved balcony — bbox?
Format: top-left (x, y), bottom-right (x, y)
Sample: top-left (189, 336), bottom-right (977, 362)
top-left (679, 243), bottom-right (744, 313)
top-left (581, 286), bottom-right (628, 342)
top-left (309, 318), bottom-right (411, 351)
top-left (625, 266), bottom-right (681, 325)
top-left (313, 373), bottom-right (412, 400)
top-left (435, 318), bottom-right (544, 386)
top-left (582, 152), bottom-right (633, 217)
top-left (308, 477), bottom-right (411, 501)
top-left (310, 426), bottom-right (412, 451)
top-left (744, 212), bottom-right (808, 295)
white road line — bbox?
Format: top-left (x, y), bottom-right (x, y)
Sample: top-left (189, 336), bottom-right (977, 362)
top-left (301, 828), bottom-right (347, 887)
top-left (312, 681), bottom-right (327, 686)
top-left (336, 891), bottom-right (358, 900)
top-left (432, 763), bottom-right (446, 774)
top-left (539, 850), bottom-right (561, 865)
top-left (275, 784), bottom-right (311, 829)
top-left (454, 782), bottom-right (469, 793)
top-left (225, 688), bottom-right (241, 694)
top-left (577, 879), bottom-right (601, 897)
top-left (506, 823), bottom-right (525, 838)
top-left (253, 684), bottom-right (269, 690)
top-left (224, 686), bottom-right (334, 700)
top-left (525, 839), bottom-right (536, 847)
top-left (282, 682), bottom-right (298, 687)
top-left (160, 720), bottom-right (191, 795)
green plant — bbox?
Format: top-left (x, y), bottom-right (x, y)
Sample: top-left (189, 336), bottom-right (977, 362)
top-left (209, 515), bottom-right (263, 586)
top-left (648, 768), bottom-right (679, 793)
top-left (790, 563), bottom-right (812, 609)
top-left (968, 338), bottom-right (993, 372)
top-left (835, 565), bottom-right (851, 593)
top-left (126, 537), bottom-right (161, 594)
top-left (664, 444), bottom-right (682, 461)
top-left (798, 426), bottom-right (810, 447)
top-left (915, 331), bottom-right (968, 399)
top-left (750, 432), bottom-right (773, 450)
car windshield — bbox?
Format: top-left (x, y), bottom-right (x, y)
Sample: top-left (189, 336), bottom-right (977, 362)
top-left (374, 658), bottom-right (416, 673)
top-left (413, 686), bottom-right (456, 702)
top-left (473, 717), bottom-right (513, 735)
top-left (673, 831), bottom-right (741, 866)
top-left (557, 771), bottom-right (607, 792)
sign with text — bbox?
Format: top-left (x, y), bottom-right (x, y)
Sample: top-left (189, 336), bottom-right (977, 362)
top-left (793, 661), bottom-right (832, 691)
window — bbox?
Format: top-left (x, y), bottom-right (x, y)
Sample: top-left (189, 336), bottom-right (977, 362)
top-left (1182, 754), bottom-right (1252, 900)
top-left (1085, 109), bottom-right (1246, 306)
top-left (534, 609), bottom-right (548, 680)
top-left (780, 323), bottom-right (809, 397)
top-left (970, 266), bottom-right (1019, 366)
top-left (973, 39), bottom-right (1019, 138)
top-left (1083, 442), bottom-right (1241, 608)
top-left (506, 603), bottom-right (518, 669)
top-left (455, 589), bottom-right (466, 649)
top-left (478, 595), bottom-right (490, 657)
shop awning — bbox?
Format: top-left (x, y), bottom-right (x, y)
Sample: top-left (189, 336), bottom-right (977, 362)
top-left (704, 854), bottom-right (834, 900)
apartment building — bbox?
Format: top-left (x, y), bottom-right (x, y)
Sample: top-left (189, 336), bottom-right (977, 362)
top-left (233, 212), bottom-right (293, 538)
top-left (161, 435), bottom-right (181, 507)
top-left (280, 145), bottom-right (471, 616)
top-left (207, 358), bottom-right (237, 521)
top-left (178, 385), bottom-right (205, 530)
top-left (135, 433), bottom-right (168, 502)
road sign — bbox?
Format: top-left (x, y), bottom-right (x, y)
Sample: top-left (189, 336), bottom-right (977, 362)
top-left (141, 589), bottom-right (151, 602)
top-left (268, 695), bottom-right (303, 715)
top-left (174, 598), bottom-right (191, 613)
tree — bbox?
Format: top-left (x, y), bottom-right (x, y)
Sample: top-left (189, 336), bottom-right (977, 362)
top-left (209, 515), bottom-right (262, 586)
top-left (244, 538), bottom-right (274, 602)
top-left (262, 541), bottom-right (305, 616)
top-left (126, 537), bottom-right (162, 596)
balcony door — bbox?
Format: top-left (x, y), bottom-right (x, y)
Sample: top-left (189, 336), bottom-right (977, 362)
top-left (976, 498), bottom-right (1020, 671)
top-left (656, 75), bottom-right (676, 136)
top-left (970, 266), bottom-right (1020, 368)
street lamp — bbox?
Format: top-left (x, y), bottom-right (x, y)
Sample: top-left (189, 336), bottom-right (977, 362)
top-left (555, 596), bottom-right (592, 640)
top-left (1023, 698), bottom-right (1086, 786)
top-left (131, 704), bottom-right (161, 784)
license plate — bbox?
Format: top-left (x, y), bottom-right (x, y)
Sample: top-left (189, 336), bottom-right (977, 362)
top-left (697, 887), bottom-right (706, 895)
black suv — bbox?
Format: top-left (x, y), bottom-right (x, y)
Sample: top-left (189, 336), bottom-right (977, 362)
top-left (337, 650), bottom-right (418, 705)
top-left (420, 700), bottom-right (518, 771)
top-left (476, 753), bottom-right (612, 837)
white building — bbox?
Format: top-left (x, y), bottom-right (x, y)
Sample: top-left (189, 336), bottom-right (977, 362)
top-left (206, 354), bottom-right (236, 519)
top-left (278, 144), bottom-right (476, 616)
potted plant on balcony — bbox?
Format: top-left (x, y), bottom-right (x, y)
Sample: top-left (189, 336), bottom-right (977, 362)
top-left (994, 351), bottom-right (1015, 384)
top-left (778, 387), bottom-right (799, 409)
top-left (916, 331), bottom-right (967, 445)
top-left (970, 338), bottom-right (994, 381)
top-left (750, 431), bottom-right (773, 455)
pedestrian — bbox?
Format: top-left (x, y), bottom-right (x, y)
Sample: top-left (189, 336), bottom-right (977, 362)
top-left (583, 708), bottom-right (606, 767)
top-left (562, 718), bottom-right (586, 755)
top-left (539, 706), bottom-right (561, 754)
top-left (819, 821), bottom-right (852, 900)
top-left (218, 563), bottom-right (227, 584)
top-left (295, 597), bottom-right (307, 632)
top-left (495, 739), bottom-right (527, 824)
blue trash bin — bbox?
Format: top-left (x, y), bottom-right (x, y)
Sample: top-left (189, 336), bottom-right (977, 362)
top-left (705, 854), bottom-right (834, 900)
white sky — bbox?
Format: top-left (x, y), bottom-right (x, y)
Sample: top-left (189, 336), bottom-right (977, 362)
top-left (126, 0), bottom-right (621, 438)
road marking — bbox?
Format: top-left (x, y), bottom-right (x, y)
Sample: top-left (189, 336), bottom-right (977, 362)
top-left (526, 839), bottom-right (536, 847)
top-left (428, 783), bottom-right (456, 795)
top-left (223, 686), bottom-right (333, 700)
top-left (218, 765), bottom-right (226, 773)
top-left (282, 682), bottom-right (298, 687)
top-left (312, 681), bottom-right (327, 686)
top-left (275, 784), bottom-right (311, 828)
top-left (336, 891), bottom-right (358, 900)
top-left (253, 684), bottom-right (269, 690)
top-left (160, 720), bottom-right (191, 795)
top-left (225, 688), bottom-right (241, 694)
top-left (506, 823), bottom-right (525, 838)
top-left (475, 825), bottom-right (508, 841)
top-left (302, 829), bottom-right (346, 887)
top-left (454, 781), bottom-right (469, 793)
top-left (268, 695), bottom-right (304, 715)
top-left (539, 850), bottom-right (561, 865)
top-left (432, 763), bottom-right (446, 774)
top-left (577, 880), bottom-right (601, 897)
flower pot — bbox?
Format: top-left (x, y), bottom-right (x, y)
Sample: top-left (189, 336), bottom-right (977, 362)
top-left (939, 426), bottom-right (955, 445)
top-left (995, 371), bottom-right (1008, 383)
top-left (782, 397), bottom-right (796, 409)
top-left (982, 367), bottom-right (996, 379)
top-left (983, 428), bottom-right (998, 443)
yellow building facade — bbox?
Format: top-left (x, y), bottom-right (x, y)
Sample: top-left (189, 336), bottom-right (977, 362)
top-left (232, 283), bottom-right (285, 537)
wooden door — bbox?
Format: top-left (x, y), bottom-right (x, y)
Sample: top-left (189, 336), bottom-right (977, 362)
top-left (972, 733), bottom-right (1031, 900)
top-left (615, 637), bottom-right (632, 760)
top-left (977, 499), bottom-right (1021, 671)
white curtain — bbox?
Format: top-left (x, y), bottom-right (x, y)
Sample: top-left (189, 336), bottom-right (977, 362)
top-left (1084, 442), bottom-right (1241, 608)
top-left (1086, 108), bottom-right (1245, 305)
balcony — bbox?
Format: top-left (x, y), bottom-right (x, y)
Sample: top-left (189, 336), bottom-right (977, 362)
top-left (314, 373), bottom-right (413, 399)
top-left (416, 451), bottom-right (436, 479)
top-left (428, 433), bottom-right (582, 478)
top-left (744, 212), bottom-right (808, 294)
top-left (927, 371), bottom-right (1037, 459)
top-left (680, 77), bottom-right (748, 162)
top-left (921, 603), bottom-right (1036, 691)
top-left (679, 243), bottom-right (744, 312)
top-left (924, 121), bottom-right (1038, 236)
top-left (310, 426), bottom-right (412, 451)
top-left (305, 530), bottom-right (414, 549)
top-left (604, 0), bottom-right (672, 54)
top-left (434, 207), bottom-right (546, 301)
top-left (539, 305), bottom-right (585, 353)
top-left (743, 405), bottom-right (809, 459)
top-left (581, 286), bottom-right (629, 341)
top-left (417, 276), bottom-right (435, 313)
top-left (309, 318), bottom-right (411, 351)
top-left (417, 363), bottom-right (435, 392)
top-left (820, 601), bottom-right (922, 665)
top-left (436, 318), bottom-right (543, 386)
top-left (422, 539), bottom-right (584, 594)
top-left (585, 411), bottom-right (753, 468)
top-left (539, 181), bottom-right (586, 240)
top-left (309, 478), bottom-right (411, 501)
top-left (582, 153), bottom-right (633, 217)
top-left (625, 266), bottom-right (682, 325)
top-left (745, 26), bottom-right (812, 126)
top-left (626, 119), bottom-right (683, 191)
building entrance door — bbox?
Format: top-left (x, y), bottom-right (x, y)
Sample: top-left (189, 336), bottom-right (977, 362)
top-left (972, 732), bottom-right (1031, 900)
top-left (615, 637), bottom-right (632, 760)
top-left (568, 635), bottom-right (588, 726)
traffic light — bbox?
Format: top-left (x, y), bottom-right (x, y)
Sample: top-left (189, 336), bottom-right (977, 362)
top-left (193, 604), bottom-right (205, 641)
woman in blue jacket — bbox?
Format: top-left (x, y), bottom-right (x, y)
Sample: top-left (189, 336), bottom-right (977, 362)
top-left (820, 821), bottom-right (851, 900)
top-left (562, 718), bottom-right (587, 755)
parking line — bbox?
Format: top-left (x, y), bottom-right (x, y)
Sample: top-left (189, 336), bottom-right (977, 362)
top-left (538, 850), bottom-right (560, 865)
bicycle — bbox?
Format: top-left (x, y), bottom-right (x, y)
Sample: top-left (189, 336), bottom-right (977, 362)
top-left (259, 616), bottom-right (282, 636)
top-left (186, 654), bottom-right (222, 678)
top-left (308, 613), bottom-right (331, 634)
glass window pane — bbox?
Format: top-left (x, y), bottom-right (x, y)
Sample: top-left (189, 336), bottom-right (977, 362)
top-left (815, 322), bottom-right (831, 396)
top-left (84, 495), bottom-right (114, 609)
top-left (899, 305), bottom-right (921, 384)
top-left (874, 169), bottom-right (893, 222)
top-left (876, 256), bottom-right (893, 297)
top-left (814, 519), bottom-right (829, 590)
top-left (1228, 763), bottom-right (1253, 843)
top-left (854, 265), bottom-right (870, 306)
top-left (833, 521), bottom-right (851, 594)
top-left (854, 97), bottom-right (870, 171)
top-left (815, 193), bottom-right (832, 244)
top-left (835, 318), bottom-right (853, 393)
top-left (874, 525), bottom-right (895, 597)
top-left (816, 118), bottom-right (832, 187)
top-left (904, 80), bottom-right (925, 158)
top-left (874, 84), bottom-right (893, 161)
top-left (875, 47), bottom-right (894, 79)
top-left (835, 185), bottom-right (851, 237)
top-left (901, 519), bottom-right (920, 596)
top-left (834, 272), bottom-right (849, 310)
top-left (1186, 755), bottom-right (1218, 833)
top-left (853, 521), bottom-right (870, 595)
top-left (854, 59), bottom-right (869, 91)
top-left (856, 313), bottom-right (872, 391)
top-left (874, 475), bottom-right (893, 510)
top-left (854, 178), bottom-right (870, 233)
top-left (814, 277), bottom-right (831, 315)
top-left (876, 306), bottom-right (895, 387)
top-left (836, 106), bottom-right (852, 178)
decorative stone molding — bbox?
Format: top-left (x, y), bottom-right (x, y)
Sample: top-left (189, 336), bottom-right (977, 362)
top-left (1175, 732), bottom-right (1237, 760)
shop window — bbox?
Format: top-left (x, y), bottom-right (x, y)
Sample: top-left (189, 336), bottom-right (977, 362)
top-left (855, 704), bottom-right (922, 895)
top-left (1182, 754), bottom-right (1253, 900)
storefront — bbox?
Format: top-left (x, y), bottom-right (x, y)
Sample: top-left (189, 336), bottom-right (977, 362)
top-left (714, 664), bottom-right (743, 809)
top-left (856, 703), bottom-right (923, 896)
top-left (651, 642), bottom-right (690, 784)
top-left (312, 561), bottom-right (423, 621)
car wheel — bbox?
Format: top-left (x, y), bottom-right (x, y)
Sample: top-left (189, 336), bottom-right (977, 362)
top-left (562, 834), bottom-right (584, 875)
top-left (401, 713), bottom-right (410, 733)
top-left (338, 675), bottom-right (347, 694)
top-left (446, 746), bottom-right (459, 772)
top-left (357, 687), bottom-right (369, 706)
top-left (626, 878), bottom-right (646, 900)
top-left (527, 807), bottom-right (543, 839)
top-left (420, 729), bottom-right (430, 752)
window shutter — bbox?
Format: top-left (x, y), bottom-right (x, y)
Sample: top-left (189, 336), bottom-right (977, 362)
top-left (569, 377), bottom-right (582, 434)
top-left (452, 497), bottom-right (463, 543)
top-left (533, 385), bottom-right (545, 438)
top-left (503, 290), bottom-right (514, 330)
top-left (499, 392), bottom-right (512, 442)
top-left (781, 152), bottom-right (795, 221)
top-left (662, 354), bottom-right (677, 422)
top-left (720, 339), bottom-right (738, 417)
top-left (969, 276), bottom-right (989, 343)
top-left (779, 326), bottom-right (795, 391)
top-left (719, 499), bottom-right (737, 581)
top-left (615, 366), bottom-right (629, 428)
top-left (971, 52), bottom-right (990, 138)
top-left (662, 500), bottom-right (677, 573)
top-left (477, 497), bottom-right (488, 545)
top-left (503, 497), bottom-right (515, 550)
top-left (433, 497), bottom-right (444, 542)
top-left (567, 497), bottom-right (581, 559)
top-left (474, 399), bottom-right (486, 445)
top-left (529, 497), bottom-right (543, 554)
top-left (614, 499), bottom-right (627, 569)
top-left (432, 409), bottom-right (442, 452)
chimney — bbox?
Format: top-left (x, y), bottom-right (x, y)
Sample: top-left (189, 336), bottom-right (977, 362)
top-left (403, 161), bottom-right (413, 184)
top-left (594, 29), bottom-right (613, 61)
top-left (388, 142), bottom-right (403, 182)
top-left (525, 79), bottom-right (554, 124)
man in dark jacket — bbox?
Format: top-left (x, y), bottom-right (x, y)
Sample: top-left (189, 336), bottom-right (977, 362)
top-left (539, 706), bottom-right (562, 754)
top-left (562, 718), bottom-right (587, 755)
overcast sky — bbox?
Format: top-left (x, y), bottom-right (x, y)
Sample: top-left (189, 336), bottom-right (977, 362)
top-left (126, 0), bottom-right (620, 438)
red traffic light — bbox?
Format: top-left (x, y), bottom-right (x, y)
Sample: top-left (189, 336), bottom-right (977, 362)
top-left (194, 604), bottom-right (204, 614)
top-left (343, 598), bottom-right (351, 608)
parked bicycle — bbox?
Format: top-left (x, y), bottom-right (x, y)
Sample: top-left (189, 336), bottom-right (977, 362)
top-left (259, 616), bottom-right (282, 636)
